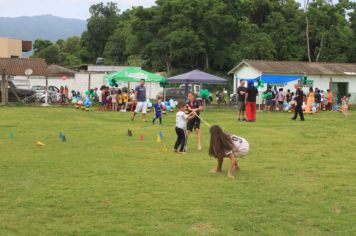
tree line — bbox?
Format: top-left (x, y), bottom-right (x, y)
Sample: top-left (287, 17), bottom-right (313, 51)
top-left (32, 0), bottom-right (356, 76)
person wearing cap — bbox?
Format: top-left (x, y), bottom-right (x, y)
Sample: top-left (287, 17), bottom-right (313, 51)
top-left (131, 79), bottom-right (148, 122)
top-left (291, 84), bottom-right (305, 121)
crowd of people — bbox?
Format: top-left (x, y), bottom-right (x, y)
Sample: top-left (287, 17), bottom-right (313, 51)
top-left (97, 86), bottom-right (132, 112)
top-left (236, 80), bottom-right (352, 122)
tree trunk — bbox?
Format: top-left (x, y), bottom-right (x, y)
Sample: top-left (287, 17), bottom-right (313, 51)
top-left (315, 36), bottom-right (324, 62)
top-left (166, 60), bottom-right (171, 77)
top-left (205, 53), bottom-right (209, 70)
top-left (304, 0), bottom-right (312, 62)
top-left (305, 15), bottom-right (312, 62)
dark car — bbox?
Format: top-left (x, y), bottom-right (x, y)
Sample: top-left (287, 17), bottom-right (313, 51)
top-left (0, 80), bottom-right (35, 102)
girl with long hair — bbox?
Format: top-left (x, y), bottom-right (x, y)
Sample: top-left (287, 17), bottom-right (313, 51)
top-left (209, 125), bottom-right (249, 178)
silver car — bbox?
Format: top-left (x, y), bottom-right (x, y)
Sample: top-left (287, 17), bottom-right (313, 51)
top-left (32, 85), bottom-right (61, 103)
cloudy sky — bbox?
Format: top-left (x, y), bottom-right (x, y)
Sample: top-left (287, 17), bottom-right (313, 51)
top-left (0, 0), bottom-right (335, 20)
top-left (0, 0), bottom-right (156, 20)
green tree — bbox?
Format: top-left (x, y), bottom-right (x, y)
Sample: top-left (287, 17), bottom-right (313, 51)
top-left (230, 18), bottom-right (275, 63)
top-left (37, 44), bottom-right (60, 64)
top-left (82, 2), bottom-right (120, 61)
top-left (64, 37), bottom-right (81, 54)
top-left (33, 39), bottom-right (53, 56)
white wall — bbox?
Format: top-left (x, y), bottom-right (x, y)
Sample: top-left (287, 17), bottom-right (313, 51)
top-left (14, 72), bottom-right (163, 99)
top-left (233, 64), bottom-right (261, 94)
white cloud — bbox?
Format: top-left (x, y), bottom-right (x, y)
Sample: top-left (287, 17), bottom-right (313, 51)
top-left (0, 0), bottom-right (156, 19)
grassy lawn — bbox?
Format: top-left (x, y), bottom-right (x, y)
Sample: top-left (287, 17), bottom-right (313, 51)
top-left (0, 107), bottom-right (355, 235)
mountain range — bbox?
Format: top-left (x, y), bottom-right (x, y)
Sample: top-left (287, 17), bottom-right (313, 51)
top-left (0, 15), bottom-right (86, 42)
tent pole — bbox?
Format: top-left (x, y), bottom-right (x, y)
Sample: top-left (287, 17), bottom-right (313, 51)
top-left (184, 82), bottom-right (189, 99)
top-left (200, 83), bottom-right (206, 112)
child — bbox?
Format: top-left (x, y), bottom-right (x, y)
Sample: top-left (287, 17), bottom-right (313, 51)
top-left (315, 90), bottom-right (322, 111)
top-left (111, 90), bottom-right (118, 112)
top-left (121, 89), bottom-right (129, 112)
top-left (100, 87), bottom-right (107, 111)
top-left (289, 93), bottom-right (296, 111)
top-left (209, 125), bottom-right (249, 179)
top-left (152, 98), bottom-right (163, 125)
top-left (327, 89), bottom-right (333, 111)
top-left (117, 89), bottom-right (123, 110)
top-left (174, 102), bottom-right (193, 154)
top-left (277, 88), bottom-right (285, 112)
top-left (264, 86), bottom-right (273, 112)
top-left (341, 94), bottom-right (351, 116)
top-left (286, 89), bottom-right (292, 103)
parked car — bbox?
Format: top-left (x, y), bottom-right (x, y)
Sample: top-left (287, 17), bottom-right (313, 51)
top-left (179, 84), bottom-right (201, 94)
top-left (159, 87), bottom-right (213, 103)
top-left (0, 80), bottom-right (35, 102)
top-left (160, 88), bottom-right (186, 102)
top-left (32, 85), bottom-right (61, 103)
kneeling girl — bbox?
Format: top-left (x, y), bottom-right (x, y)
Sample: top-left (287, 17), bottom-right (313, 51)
top-left (209, 125), bottom-right (249, 178)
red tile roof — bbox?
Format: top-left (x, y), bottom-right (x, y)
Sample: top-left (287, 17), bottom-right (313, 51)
top-left (229, 59), bottom-right (356, 76)
top-left (0, 58), bottom-right (48, 76)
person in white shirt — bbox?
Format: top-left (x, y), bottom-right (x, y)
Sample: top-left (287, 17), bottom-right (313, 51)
top-left (209, 125), bottom-right (249, 178)
top-left (174, 102), bottom-right (194, 154)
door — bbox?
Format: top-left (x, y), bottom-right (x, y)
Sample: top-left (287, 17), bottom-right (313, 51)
top-left (330, 82), bottom-right (348, 102)
top-left (337, 83), bottom-right (348, 100)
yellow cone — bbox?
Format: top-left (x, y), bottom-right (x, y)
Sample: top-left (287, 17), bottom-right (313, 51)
top-left (36, 141), bottom-right (45, 146)
top-left (156, 135), bottom-right (161, 143)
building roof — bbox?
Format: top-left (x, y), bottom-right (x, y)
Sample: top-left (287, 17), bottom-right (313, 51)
top-left (229, 59), bottom-right (356, 76)
top-left (0, 58), bottom-right (48, 76)
top-left (87, 65), bottom-right (139, 72)
top-left (47, 64), bottom-right (75, 78)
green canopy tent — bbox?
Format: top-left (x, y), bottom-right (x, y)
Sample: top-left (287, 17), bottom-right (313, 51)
top-left (104, 67), bottom-right (166, 83)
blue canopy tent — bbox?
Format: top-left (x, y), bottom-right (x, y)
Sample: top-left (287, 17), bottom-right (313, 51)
top-left (239, 74), bottom-right (303, 84)
top-left (237, 74), bottom-right (304, 110)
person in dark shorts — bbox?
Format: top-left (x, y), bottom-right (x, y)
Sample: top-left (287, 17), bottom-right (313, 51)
top-left (291, 84), bottom-right (305, 121)
top-left (237, 80), bottom-right (247, 121)
top-left (186, 92), bottom-right (203, 151)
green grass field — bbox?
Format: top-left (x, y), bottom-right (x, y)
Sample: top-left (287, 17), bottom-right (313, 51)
top-left (0, 107), bottom-right (355, 235)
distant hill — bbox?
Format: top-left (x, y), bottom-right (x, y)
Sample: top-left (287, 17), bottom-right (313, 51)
top-left (0, 15), bottom-right (86, 42)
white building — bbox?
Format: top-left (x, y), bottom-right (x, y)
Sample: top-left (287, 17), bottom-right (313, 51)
top-left (229, 60), bottom-right (356, 104)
